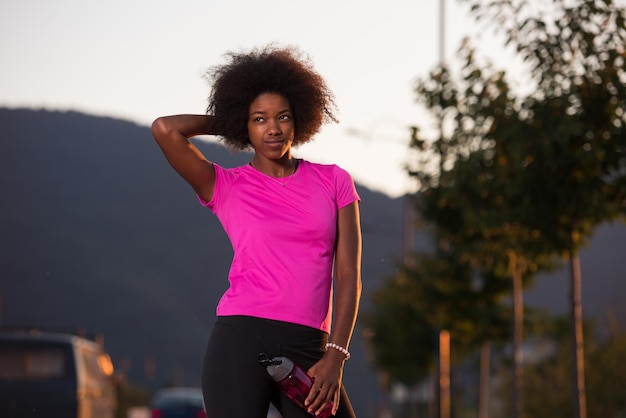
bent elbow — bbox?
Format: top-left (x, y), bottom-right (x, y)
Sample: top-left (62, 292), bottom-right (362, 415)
top-left (151, 117), bottom-right (171, 141)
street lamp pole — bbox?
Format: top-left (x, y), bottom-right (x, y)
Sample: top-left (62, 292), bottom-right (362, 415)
top-left (437, 2), bottom-right (451, 418)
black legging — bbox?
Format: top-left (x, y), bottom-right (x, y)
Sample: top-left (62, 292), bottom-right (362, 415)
top-left (201, 315), bottom-right (356, 417)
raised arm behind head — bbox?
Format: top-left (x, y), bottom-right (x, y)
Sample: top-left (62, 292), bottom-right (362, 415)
top-left (151, 114), bottom-right (217, 203)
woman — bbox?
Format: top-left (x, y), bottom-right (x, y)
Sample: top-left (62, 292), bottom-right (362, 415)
top-left (151, 45), bottom-right (362, 417)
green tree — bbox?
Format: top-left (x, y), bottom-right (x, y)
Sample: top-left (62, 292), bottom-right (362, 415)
top-left (365, 263), bottom-right (438, 386)
top-left (497, 314), bottom-right (626, 418)
top-left (364, 243), bottom-right (511, 405)
top-left (410, 44), bottom-right (558, 418)
top-left (457, 1), bottom-right (626, 417)
top-left (586, 318), bottom-right (626, 417)
top-left (401, 1), bottom-right (626, 416)
top-left (368, 2), bottom-right (625, 417)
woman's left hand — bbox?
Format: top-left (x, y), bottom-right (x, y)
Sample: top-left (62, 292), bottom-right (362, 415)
top-left (304, 349), bottom-right (346, 416)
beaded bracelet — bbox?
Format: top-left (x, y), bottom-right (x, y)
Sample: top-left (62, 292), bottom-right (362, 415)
top-left (325, 342), bottom-right (351, 360)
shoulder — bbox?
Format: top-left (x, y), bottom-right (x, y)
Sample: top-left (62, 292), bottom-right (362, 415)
top-left (213, 162), bottom-right (252, 179)
top-left (206, 163), bottom-right (254, 207)
top-left (299, 160), bottom-right (353, 180)
top-left (299, 160), bottom-right (360, 205)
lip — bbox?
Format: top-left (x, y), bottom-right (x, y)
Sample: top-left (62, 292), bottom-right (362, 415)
top-left (264, 139), bottom-right (285, 147)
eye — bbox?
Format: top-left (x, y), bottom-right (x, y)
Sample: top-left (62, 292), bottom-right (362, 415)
top-left (278, 114), bottom-right (291, 121)
top-left (252, 116), bottom-right (265, 123)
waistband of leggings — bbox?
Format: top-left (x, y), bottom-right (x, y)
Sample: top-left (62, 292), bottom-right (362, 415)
top-left (216, 315), bottom-right (328, 341)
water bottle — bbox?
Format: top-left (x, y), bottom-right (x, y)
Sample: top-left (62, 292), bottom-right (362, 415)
top-left (258, 353), bottom-right (333, 417)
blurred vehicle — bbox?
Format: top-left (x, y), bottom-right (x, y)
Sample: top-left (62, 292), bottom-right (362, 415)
top-left (150, 387), bottom-right (206, 418)
top-left (150, 387), bottom-right (283, 417)
top-left (0, 328), bottom-right (116, 418)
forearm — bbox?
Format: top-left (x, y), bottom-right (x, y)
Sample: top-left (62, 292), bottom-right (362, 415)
top-left (328, 202), bottom-right (363, 355)
top-left (304, 269), bottom-right (361, 414)
top-left (304, 201), bottom-right (362, 414)
top-left (151, 114), bottom-right (218, 140)
top-left (329, 270), bottom-right (361, 354)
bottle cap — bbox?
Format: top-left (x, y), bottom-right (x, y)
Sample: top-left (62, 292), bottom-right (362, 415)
top-left (258, 353), bottom-right (293, 381)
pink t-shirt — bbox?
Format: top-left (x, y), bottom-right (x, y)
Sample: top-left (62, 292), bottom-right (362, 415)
top-left (199, 160), bottom-right (360, 333)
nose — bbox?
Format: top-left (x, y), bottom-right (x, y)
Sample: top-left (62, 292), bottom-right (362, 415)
top-left (267, 119), bottom-right (282, 135)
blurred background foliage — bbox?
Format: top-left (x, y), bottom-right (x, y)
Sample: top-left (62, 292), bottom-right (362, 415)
top-left (364, 0), bottom-right (626, 417)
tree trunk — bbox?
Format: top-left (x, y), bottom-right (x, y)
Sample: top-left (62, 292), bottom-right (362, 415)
top-left (439, 330), bottom-right (451, 418)
top-left (569, 248), bottom-right (587, 418)
top-left (478, 341), bottom-right (491, 418)
top-left (508, 250), bottom-right (524, 418)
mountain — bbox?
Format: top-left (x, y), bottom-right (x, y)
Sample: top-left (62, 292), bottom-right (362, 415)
top-left (1, 108), bottom-right (624, 416)
top-left (0, 108), bottom-right (407, 415)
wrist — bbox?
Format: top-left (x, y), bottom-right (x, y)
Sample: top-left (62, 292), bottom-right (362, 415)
top-left (325, 342), bottom-right (351, 360)
top-left (204, 115), bottom-right (218, 135)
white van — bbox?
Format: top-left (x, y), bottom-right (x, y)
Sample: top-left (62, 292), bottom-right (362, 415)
top-left (0, 329), bottom-right (117, 418)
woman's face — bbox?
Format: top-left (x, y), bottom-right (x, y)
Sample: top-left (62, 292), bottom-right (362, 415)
top-left (247, 92), bottom-right (295, 160)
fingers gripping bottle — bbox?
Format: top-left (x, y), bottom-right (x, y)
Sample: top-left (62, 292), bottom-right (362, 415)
top-left (258, 353), bottom-right (333, 417)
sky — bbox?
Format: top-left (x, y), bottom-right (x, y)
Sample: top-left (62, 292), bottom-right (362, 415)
top-left (1, 0), bottom-right (512, 197)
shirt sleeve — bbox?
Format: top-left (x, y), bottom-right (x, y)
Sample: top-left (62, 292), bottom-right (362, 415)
top-left (334, 165), bottom-right (361, 209)
top-left (196, 163), bottom-right (225, 209)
